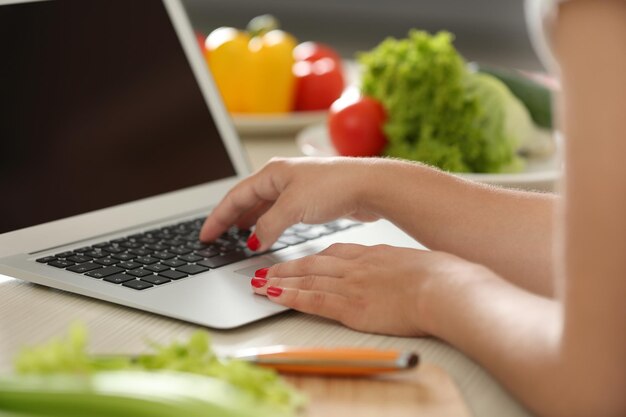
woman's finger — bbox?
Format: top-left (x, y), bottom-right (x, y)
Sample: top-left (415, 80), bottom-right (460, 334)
top-left (235, 200), bottom-right (273, 230)
top-left (252, 191), bottom-right (303, 251)
top-left (252, 275), bottom-right (345, 297)
top-left (263, 286), bottom-right (349, 323)
top-left (266, 254), bottom-right (350, 279)
top-left (199, 171), bottom-right (281, 242)
top-left (318, 243), bottom-right (367, 259)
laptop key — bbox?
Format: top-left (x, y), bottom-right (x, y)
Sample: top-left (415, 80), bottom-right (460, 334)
top-left (129, 248), bottom-right (152, 256)
top-left (120, 241), bottom-right (141, 249)
top-left (85, 250), bottom-right (108, 259)
top-left (112, 253), bottom-right (136, 261)
top-left (94, 257), bottom-right (118, 266)
top-left (195, 248), bottom-right (218, 258)
top-left (278, 235), bottom-right (306, 246)
top-left (103, 273), bottom-right (135, 284)
top-left (122, 279), bottom-right (153, 290)
top-left (181, 234), bottom-right (200, 242)
top-left (145, 263), bottom-right (170, 273)
top-left (153, 251), bottom-right (175, 260)
top-left (176, 264), bottom-right (209, 275)
top-left (127, 268), bottom-right (153, 278)
top-left (179, 254), bottom-right (202, 263)
top-left (162, 238), bottom-right (184, 247)
top-left (55, 251), bottom-right (74, 258)
top-left (161, 237), bottom-right (185, 247)
top-left (169, 247), bottom-right (192, 256)
top-left (73, 246), bottom-right (92, 254)
top-left (49, 259), bottom-right (75, 268)
top-left (135, 256), bottom-right (158, 265)
top-left (67, 263), bottom-right (102, 273)
top-left (326, 219), bottom-right (359, 230)
top-left (295, 230), bottom-right (324, 240)
top-left (197, 251), bottom-right (248, 269)
top-left (159, 270), bottom-right (187, 280)
top-left (85, 266), bottom-right (125, 278)
top-left (218, 246), bottom-right (237, 255)
top-left (67, 255), bottom-right (91, 264)
top-left (102, 245), bottom-right (123, 254)
top-left (36, 256), bottom-right (56, 263)
top-left (141, 275), bottom-right (171, 285)
top-left (162, 258), bottom-right (186, 268)
top-left (289, 224), bottom-right (311, 232)
top-left (117, 261), bottom-right (142, 270)
top-left (146, 243), bottom-right (168, 251)
top-left (265, 241), bottom-right (288, 253)
top-left (186, 242), bottom-right (207, 251)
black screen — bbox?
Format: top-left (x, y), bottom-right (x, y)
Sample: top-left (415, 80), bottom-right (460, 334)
top-left (0, 0), bottom-right (236, 234)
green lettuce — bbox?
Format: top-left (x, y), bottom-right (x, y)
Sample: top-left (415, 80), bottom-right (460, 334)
top-left (13, 324), bottom-right (305, 414)
top-left (359, 30), bottom-right (530, 173)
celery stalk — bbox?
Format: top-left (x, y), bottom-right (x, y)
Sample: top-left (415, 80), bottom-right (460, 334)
top-left (0, 371), bottom-right (290, 417)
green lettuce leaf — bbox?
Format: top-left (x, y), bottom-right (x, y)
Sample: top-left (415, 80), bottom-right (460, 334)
top-left (359, 30), bottom-right (526, 173)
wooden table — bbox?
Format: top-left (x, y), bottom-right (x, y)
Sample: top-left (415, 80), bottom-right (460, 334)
top-left (0, 134), bottom-right (536, 417)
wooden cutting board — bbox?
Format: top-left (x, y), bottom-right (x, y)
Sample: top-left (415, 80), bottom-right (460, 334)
top-left (284, 363), bottom-right (471, 417)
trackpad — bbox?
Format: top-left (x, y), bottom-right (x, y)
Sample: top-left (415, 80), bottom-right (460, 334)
top-left (233, 245), bottom-right (323, 277)
top-left (234, 264), bottom-right (271, 277)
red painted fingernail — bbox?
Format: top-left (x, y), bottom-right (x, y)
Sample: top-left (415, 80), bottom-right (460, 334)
top-left (266, 286), bottom-right (283, 297)
top-left (250, 277), bottom-right (267, 288)
top-left (255, 267), bottom-right (269, 278)
top-left (247, 233), bottom-right (261, 251)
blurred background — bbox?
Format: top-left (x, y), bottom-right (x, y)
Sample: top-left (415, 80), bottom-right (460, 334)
top-left (182, 0), bottom-right (542, 71)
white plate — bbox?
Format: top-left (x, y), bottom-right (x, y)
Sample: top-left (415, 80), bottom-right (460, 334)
top-left (296, 124), bottom-right (563, 192)
top-left (232, 111), bottom-right (327, 136)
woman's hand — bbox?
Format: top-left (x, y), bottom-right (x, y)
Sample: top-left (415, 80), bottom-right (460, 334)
top-left (250, 242), bottom-right (492, 337)
top-left (200, 157), bottom-right (385, 251)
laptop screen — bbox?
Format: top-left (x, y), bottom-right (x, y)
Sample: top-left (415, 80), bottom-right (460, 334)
top-left (0, 0), bottom-right (237, 234)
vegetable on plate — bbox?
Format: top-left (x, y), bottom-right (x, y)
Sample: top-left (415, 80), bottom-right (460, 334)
top-left (202, 16), bottom-right (345, 114)
top-left (203, 15), bottom-right (297, 113)
top-left (293, 42), bottom-right (345, 111)
top-left (328, 88), bottom-right (387, 157)
top-left (328, 30), bottom-right (555, 172)
top-left (474, 63), bottom-right (554, 130)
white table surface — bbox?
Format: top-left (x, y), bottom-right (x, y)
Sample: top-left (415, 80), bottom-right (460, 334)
top-left (0, 134), bottom-right (535, 417)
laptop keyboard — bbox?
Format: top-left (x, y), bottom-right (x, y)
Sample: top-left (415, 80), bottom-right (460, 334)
top-left (34, 216), bottom-right (360, 290)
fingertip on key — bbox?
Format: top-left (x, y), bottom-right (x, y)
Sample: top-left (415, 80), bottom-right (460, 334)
top-left (247, 233), bottom-right (261, 251)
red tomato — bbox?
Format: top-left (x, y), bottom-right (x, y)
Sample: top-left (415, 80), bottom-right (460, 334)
top-left (293, 58), bottom-right (345, 111)
top-left (196, 32), bottom-right (206, 50)
top-left (328, 92), bottom-right (387, 157)
top-left (293, 41), bottom-right (342, 65)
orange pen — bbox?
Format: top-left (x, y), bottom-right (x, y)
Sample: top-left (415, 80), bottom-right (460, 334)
top-left (231, 346), bottom-right (420, 376)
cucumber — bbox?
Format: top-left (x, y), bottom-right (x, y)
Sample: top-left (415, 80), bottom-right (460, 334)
top-left (475, 64), bottom-right (554, 129)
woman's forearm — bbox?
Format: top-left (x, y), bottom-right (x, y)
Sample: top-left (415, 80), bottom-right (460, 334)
top-left (419, 267), bottom-right (622, 417)
top-left (364, 159), bottom-right (557, 296)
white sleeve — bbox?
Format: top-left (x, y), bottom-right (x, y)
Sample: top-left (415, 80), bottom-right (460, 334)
top-left (525, 0), bottom-right (565, 73)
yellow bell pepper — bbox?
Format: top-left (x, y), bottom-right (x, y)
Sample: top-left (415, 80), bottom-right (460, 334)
top-left (205, 27), bottom-right (297, 113)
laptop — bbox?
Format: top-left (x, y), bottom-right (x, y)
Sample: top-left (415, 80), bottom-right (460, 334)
top-left (0, 0), bottom-right (424, 329)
